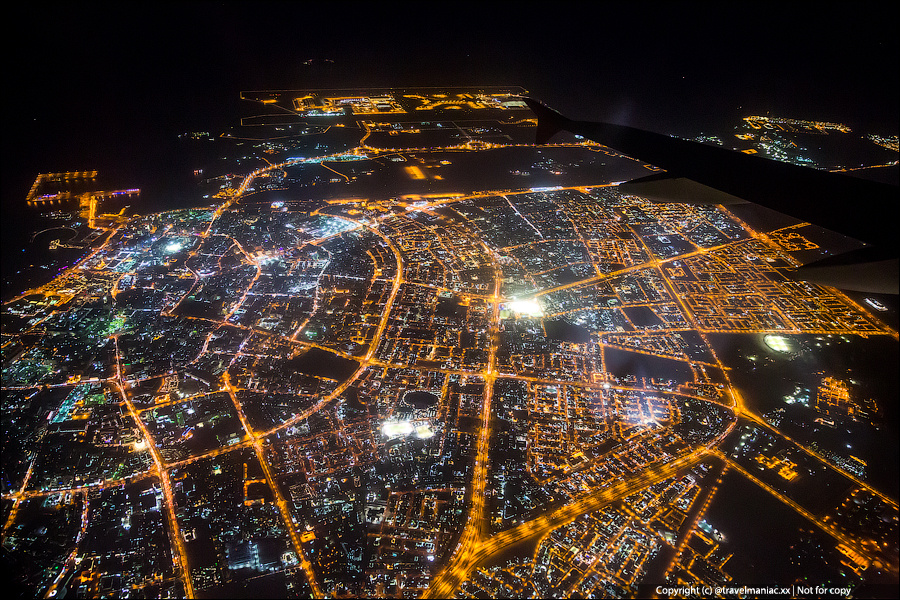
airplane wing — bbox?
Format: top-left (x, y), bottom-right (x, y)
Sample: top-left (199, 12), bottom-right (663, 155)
top-left (522, 97), bottom-right (898, 294)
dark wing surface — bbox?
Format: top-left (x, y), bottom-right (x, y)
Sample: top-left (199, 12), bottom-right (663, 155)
top-left (522, 97), bottom-right (898, 294)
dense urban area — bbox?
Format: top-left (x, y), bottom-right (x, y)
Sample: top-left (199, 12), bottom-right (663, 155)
top-left (2, 88), bottom-right (897, 598)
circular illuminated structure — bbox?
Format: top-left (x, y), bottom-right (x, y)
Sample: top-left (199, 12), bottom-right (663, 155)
top-left (764, 334), bottom-right (793, 353)
top-left (403, 390), bottom-right (439, 409)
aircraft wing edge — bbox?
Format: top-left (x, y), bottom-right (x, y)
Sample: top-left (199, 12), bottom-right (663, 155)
top-left (520, 97), bottom-right (574, 145)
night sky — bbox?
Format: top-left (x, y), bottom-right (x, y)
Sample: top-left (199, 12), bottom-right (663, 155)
top-left (5, 2), bottom-right (898, 216)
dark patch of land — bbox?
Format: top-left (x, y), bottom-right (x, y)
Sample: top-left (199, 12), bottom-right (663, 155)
top-left (544, 318), bottom-right (592, 343)
top-left (622, 306), bottom-right (665, 328)
top-left (287, 347), bottom-right (359, 382)
top-left (604, 347), bottom-right (695, 382)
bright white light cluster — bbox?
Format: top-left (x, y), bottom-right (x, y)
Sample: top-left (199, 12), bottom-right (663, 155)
top-left (764, 334), bottom-right (792, 353)
top-left (381, 420), bottom-right (434, 440)
top-left (507, 299), bottom-right (543, 317)
top-left (382, 420), bottom-right (413, 438)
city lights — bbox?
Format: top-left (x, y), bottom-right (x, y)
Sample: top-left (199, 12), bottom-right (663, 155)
top-left (3, 85), bottom-right (896, 599)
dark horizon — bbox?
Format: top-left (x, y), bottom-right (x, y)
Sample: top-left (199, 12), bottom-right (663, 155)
top-left (6, 3), bottom-right (899, 159)
top-left (5, 3), bottom-right (898, 291)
